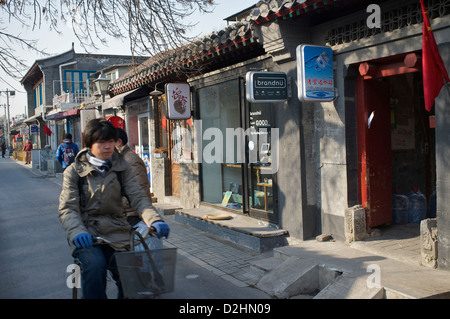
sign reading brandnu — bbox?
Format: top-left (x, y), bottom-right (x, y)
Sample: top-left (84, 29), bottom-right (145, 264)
top-left (246, 71), bottom-right (288, 103)
top-left (297, 44), bottom-right (334, 102)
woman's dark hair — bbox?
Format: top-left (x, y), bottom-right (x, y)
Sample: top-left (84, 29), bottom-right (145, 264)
top-left (83, 119), bottom-right (117, 148)
top-left (116, 128), bottom-right (128, 145)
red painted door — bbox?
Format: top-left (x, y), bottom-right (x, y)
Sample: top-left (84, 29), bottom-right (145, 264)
top-left (356, 76), bottom-right (392, 228)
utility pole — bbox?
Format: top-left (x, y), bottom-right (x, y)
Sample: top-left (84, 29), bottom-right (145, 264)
top-left (0, 89), bottom-right (15, 147)
top-left (1, 104), bottom-right (6, 143)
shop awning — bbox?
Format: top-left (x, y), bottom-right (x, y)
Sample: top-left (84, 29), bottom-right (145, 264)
top-left (45, 108), bottom-right (80, 120)
top-left (45, 109), bottom-right (60, 120)
top-left (101, 87), bottom-right (150, 110)
top-left (24, 114), bottom-right (42, 123)
top-left (54, 109), bottom-right (79, 119)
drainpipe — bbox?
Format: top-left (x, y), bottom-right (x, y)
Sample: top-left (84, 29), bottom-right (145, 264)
top-left (59, 61), bottom-right (77, 94)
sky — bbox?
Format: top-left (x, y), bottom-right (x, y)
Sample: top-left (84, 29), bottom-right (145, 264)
top-left (0, 0), bottom-right (257, 119)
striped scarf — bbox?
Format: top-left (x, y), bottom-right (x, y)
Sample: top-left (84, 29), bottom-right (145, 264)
top-left (86, 152), bottom-right (112, 177)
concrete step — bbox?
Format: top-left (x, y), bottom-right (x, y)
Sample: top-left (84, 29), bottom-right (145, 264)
top-left (254, 256), bottom-right (385, 299)
top-left (173, 206), bottom-right (288, 252)
top-left (250, 256), bottom-right (284, 273)
top-left (313, 274), bottom-right (384, 299)
top-left (152, 203), bottom-right (183, 216)
top-left (265, 238), bottom-right (450, 299)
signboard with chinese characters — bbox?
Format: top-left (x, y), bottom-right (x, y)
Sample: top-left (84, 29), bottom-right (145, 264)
top-left (166, 83), bottom-right (191, 120)
top-left (246, 71), bottom-right (288, 103)
top-left (30, 125), bottom-right (39, 135)
top-left (296, 44), bottom-right (334, 102)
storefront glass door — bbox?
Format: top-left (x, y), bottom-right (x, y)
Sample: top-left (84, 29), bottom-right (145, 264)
top-left (199, 78), bottom-right (278, 223)
top-left (245, 102), bottom-right (277, 223)
top-left (199, 80), bottom-right (242, 210)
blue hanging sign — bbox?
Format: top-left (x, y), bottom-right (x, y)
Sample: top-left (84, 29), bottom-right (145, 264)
top-left (30, 125), bottom-right (39, 135)
top-left (296, 44), bottom-right (334, 102)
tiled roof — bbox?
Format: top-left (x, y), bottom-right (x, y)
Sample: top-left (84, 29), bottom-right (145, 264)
top-left (111, 0), bottom-right (355, 95)
top-left (110, 20), bottom-right (259, 95)
top-left (247, 0), bottom-right (354, 24)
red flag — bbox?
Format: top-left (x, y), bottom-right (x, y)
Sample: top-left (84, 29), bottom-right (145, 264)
top-left (161, 114), bottom-right (167, 131)
top-left (43, 123), bottom-right (52, 136)
top-left (420, 0), bottom-right (450, 111)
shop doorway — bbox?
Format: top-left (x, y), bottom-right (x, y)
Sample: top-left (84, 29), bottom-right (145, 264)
top-left (135, 113), bottom-right (152, 189)
top-left (243, 93), bottom-right (278, 223)
top-left (356, 76), bottom-right (392, 227)
top-left (168, 120), bottom-right (185, 197)
top-left (356, 54), bottom-right (435, 229)
top-left (198, 78), bottom-right (278, 224)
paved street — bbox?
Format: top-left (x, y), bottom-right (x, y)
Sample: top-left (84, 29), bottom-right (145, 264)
top-left (0, 157), bottom-right (270, 299)
top-left (0, 159), bottom-right (73, 298)
top-left (2, 156), bottom-right (450, 302)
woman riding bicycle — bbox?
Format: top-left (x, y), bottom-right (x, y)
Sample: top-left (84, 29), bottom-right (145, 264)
top-left (58, 119), bottom-right (169, 299)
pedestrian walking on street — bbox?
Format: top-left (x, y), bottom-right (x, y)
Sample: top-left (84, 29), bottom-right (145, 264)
top-left (1, 141), bottom-right (5, 158)
top-left (58, 118), bottom-right (170, 299)
top-left (23, 139), bottom-right (32, 164)
top-left (56, 133), bottom-right (79, 171)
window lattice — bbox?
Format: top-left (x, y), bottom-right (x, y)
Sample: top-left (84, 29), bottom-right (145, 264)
top-left (325, 0), bottom-right (450, 46)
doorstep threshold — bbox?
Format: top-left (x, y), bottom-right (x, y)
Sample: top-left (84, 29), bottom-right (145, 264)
top-left (174, 205), bottom-right (288, 252)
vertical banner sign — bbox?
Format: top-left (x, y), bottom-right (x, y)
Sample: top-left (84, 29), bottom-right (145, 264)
top-left (166, 83), bottom-right (191, 120)
top-left (296, 44), bottom-right (334, 102)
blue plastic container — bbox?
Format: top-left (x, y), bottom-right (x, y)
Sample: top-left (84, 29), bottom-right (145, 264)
top-left (392, 193), bottom-right (409, 224)
top-left (407, 190), bottom-right (427, 223)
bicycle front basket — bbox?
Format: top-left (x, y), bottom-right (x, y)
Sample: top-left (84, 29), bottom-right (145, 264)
top-left (115, 247), bottom-right (177, 299)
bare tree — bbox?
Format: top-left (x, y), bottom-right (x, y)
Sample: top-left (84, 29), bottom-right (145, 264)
top-left (0, 0), bottom-right (215, 83)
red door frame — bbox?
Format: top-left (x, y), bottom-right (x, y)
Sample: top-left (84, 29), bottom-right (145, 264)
top-left (356, 76), bottom-right (392, 228)
top-left (355, 52), bottom-right (421, 229)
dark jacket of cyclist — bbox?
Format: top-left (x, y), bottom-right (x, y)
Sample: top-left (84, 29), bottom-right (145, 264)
top-left (58, 119), bottom-right (167, 253)
top-left (58, 119), bottom-right (169, 299)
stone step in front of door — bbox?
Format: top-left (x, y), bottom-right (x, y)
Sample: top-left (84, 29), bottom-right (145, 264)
top-left (173, 206), bottom-right (288, 253)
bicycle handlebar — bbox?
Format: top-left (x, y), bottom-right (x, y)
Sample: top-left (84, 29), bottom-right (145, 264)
top-left (93, 227), bottom-right (157, 250)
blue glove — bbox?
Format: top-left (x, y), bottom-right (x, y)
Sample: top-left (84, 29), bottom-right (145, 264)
top-left (73, 233), bottom-right (93, 248)
top-left (152, 221), bottom-right (170, 239)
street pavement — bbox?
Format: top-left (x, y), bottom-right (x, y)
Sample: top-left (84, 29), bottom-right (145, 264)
top-left (0, 158), bottom-right (74, 298)
top-left (2, 156), bottom-right (450, 301)
top-left (0, 157), bottom-right (270, 300)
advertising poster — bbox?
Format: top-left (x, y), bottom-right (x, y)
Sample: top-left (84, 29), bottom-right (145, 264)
top-left (297, 44), bottom-right (334, 102)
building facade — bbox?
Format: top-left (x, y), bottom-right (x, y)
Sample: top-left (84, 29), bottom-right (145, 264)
top-left (78, 0), bottom-right (450, 269)
top-left (19, 45), bottom-right (147, 170)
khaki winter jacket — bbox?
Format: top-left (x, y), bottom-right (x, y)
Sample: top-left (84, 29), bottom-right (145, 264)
top-left (58, 148), bottom-right (163, 252)
top-left (117, 144), bottom-right (152, 219)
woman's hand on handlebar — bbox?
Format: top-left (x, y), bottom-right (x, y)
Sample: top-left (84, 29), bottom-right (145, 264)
top-left (73, 233), bottom-right (94, 249)
top-left (151, 221), bottom-right (170, 239)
